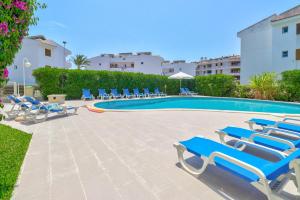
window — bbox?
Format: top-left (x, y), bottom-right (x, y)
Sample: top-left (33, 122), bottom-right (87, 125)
top-left (297, 23), bottom-right (300, 35)
top-left (231, 68), bottom-right (240, 73)
top-left (99, 63), bottom-right (101, 66)
top-left (14, 65), bottom-right (18, 70)
top-left (45, 48), bottom-right (51, 57)
top-left (282, 26), bottom-right (288, 34)
top-left (282, 51), bottom-right (288, 58)
top-left (131, 63), bottom-right (134, 68)
top-left (296, 49), bottom-right (300, 60)
top-left (141, 62), bottom-right (144, 65)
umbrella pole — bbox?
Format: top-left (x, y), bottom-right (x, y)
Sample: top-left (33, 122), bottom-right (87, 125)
top-left (180, 79), bottom-right (182, 90)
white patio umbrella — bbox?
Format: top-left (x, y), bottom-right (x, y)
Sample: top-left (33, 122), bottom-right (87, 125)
top-left (168, 72), bottom-right (194, 90)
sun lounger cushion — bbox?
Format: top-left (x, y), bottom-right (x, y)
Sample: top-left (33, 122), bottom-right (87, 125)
top-left (180, 137), bottom-right (300, 182)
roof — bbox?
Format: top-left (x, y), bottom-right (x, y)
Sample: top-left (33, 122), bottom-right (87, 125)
top-left (27, 35), bottom-right (72, 55)
top-left (272, 5), bottom-right (300, 22)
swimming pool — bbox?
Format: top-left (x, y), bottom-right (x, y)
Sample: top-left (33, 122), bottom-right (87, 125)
top-left (94, 97), bottom-right (300, 114)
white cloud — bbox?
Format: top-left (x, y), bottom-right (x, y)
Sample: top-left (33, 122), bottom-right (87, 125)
top-left (49, 20), bottom-right (67, 29)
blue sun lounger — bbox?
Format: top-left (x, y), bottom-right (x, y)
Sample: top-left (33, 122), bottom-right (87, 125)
top-left (111, 89), bottom-right (122, 99)
top-left (98, 89), bottom-right (109, 100)
top-left (6, 95), bottom-right (32, 119)
top-left (143, 88), bottom-right (153, 97)
top-left (123, 89), bottom-right (134, 99)
top-left (82, 89), bottom-right (94, 100)
top-left (23, 96), bottom-right (78, 115)
top-left (247, 118), bottom-right (300, 133)
top-left (180, 88), bottom-right (188, 95)
top-left (174, 136), bottom-right (300, 200)
top-left (133, 88), bottom-right (145, 98)
top-left (216, 126), bottom-right (300, 154)
top-left (154, 88), bottom-right (165, 96)
top-left (184, 88), bottom-right (198, 95)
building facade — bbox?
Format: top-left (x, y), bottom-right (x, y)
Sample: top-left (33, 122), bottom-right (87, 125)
top-left (238, 5), bottom-right (300, 84)
top-left (161, 60), bottom-right (197, 76)
top-left (7, 35), bottom-right (71, 85)
top-left (195, 55), bottom-right (241, 80)
top-left (87, 52), bottom-right (164, 75)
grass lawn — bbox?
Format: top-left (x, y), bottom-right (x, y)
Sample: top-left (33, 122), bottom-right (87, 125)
top-left (0, 124), bottom-right (31, 200)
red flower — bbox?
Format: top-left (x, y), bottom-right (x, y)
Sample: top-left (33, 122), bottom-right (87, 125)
top-left (13, 0), bottom-right (27, 10)
top-left (0, 22), bottom-right (8, 35)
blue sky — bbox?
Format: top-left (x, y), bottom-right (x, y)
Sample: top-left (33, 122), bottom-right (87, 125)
top-left (29, 0), bottom-right (299, 62)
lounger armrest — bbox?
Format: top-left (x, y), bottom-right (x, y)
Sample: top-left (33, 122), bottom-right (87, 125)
top-left (250, 133), bottom-right (296, 150)
top-left (209, 152), bottom-right (266, 181)
top-left (264, 127), bottom-right (300, 138)
top-left (283, 118), bottom-right (300, 123)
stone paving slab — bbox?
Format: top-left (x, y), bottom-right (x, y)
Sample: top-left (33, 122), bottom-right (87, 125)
top-left (2, 100), bottom-right (299, 200)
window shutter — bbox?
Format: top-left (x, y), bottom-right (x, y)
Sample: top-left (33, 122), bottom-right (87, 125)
top-left (296, 49), bottom-right (300, 60)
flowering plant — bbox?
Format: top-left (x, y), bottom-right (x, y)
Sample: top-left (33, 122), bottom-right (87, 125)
top-left (0, 0), bottom-right (45, 121)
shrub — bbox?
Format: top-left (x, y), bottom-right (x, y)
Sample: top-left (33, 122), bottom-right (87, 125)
top-left (33, 67), bottom-right (194, 99)
top-left (249, 72), bottom-right (278, 100)
top-left (280, 70), bottom-right (300, 102)
top-left (195, 74), bottom-right (236, 97)
top-left (234, 84), bottom-right (252, 99)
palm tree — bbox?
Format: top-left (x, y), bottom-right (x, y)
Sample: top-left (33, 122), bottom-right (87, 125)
top-left (250, 72), bottom-right (278, 100)
top-left (71, 54), bottom-right (90, 70)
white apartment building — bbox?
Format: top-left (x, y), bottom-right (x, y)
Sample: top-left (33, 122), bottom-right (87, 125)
top-left (161, 60), bottom-right (197, 76)
top-left (7, 35), bottom-right (71, 85)
top-left (238, 5), bottom-right (300, 84)
top-left (196, 55), bottom-right (241, 80)
top-left (87, 52), bottom-right (164, 75)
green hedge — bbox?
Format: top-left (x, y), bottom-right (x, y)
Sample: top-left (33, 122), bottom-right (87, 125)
top-left (33, 67), bottom-right (195, 99)
top-left (195, 74), bottom-right (236, 97)
top-left (280, 70), bottom-right (300, 102)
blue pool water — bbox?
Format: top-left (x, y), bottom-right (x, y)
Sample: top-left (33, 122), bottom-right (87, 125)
top-left (94, 97), bottom-right (300, 114)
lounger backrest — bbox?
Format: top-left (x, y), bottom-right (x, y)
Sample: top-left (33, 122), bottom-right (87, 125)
top-left (133, 88), bottom-right (139, 94)
top-left (111, 89), bottom-right (119, 95)
top-left (123, 88), bottom-right (130, 95)
top-left (98, 89), bottom-right (106, 95)
top-left (180, 88), bottom-right (186, 93)
top-left (8, 95), bottom-right (21, 103)
top-left (144, 88), bottom-right (150, 94)
top-left (265, 149), bottom-right (300, 180)
top-left (24, 96), bottom-right (40, 105)
top-left (154, 88), bottom-right (160, 94)
top-left (82, 89), bottom-right (91, 97)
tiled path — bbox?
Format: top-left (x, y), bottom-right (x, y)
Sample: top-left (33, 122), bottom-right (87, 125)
top-left (3, 101), bottom-right (299, 200)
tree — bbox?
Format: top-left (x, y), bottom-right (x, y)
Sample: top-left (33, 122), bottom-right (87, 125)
top-left (71, 54), bottom-right (90, 70)
top-left (0, 0), bottom-right (46, 120)
top-left (249, 72), bottom-right (278, 100)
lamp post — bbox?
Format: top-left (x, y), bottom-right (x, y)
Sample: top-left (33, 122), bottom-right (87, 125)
top-left (22, 57), bottom-right (31, 96)
top-left (63, 41), bottom-right (67, 67)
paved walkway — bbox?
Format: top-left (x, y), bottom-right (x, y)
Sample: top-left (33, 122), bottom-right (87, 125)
top-left (2, 101), bottom-right (299, 200)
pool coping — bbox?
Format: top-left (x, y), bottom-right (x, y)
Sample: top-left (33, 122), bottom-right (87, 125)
top-left (89, 96), bottom-right (300, 117)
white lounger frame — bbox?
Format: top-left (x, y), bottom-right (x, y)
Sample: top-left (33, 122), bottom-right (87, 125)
top-left (215, 129), bottom-right (296, 156)
top-left (22, 105), bottom-right (78, 123)
top-left (174, 136), bottom-right (300, 200)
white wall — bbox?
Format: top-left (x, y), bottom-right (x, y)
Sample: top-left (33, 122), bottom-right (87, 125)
top-left (238, 16), bottom-right (274, 84)
top-left (7, 38), bottom-right (71, 85)
top-left (162, 62), bottom-right (197, 76)
top-left (87, 54), bottom-right (164, 75)
top-left (272, 16), bottom-right (300, 72)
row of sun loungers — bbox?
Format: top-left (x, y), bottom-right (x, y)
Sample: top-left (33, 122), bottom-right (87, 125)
top-left (82, 88), bottom-right (166, 100)
top-left (6, 95), bottom-right (78, 123)
top-left (174, 117), bottom-right (300, 200)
